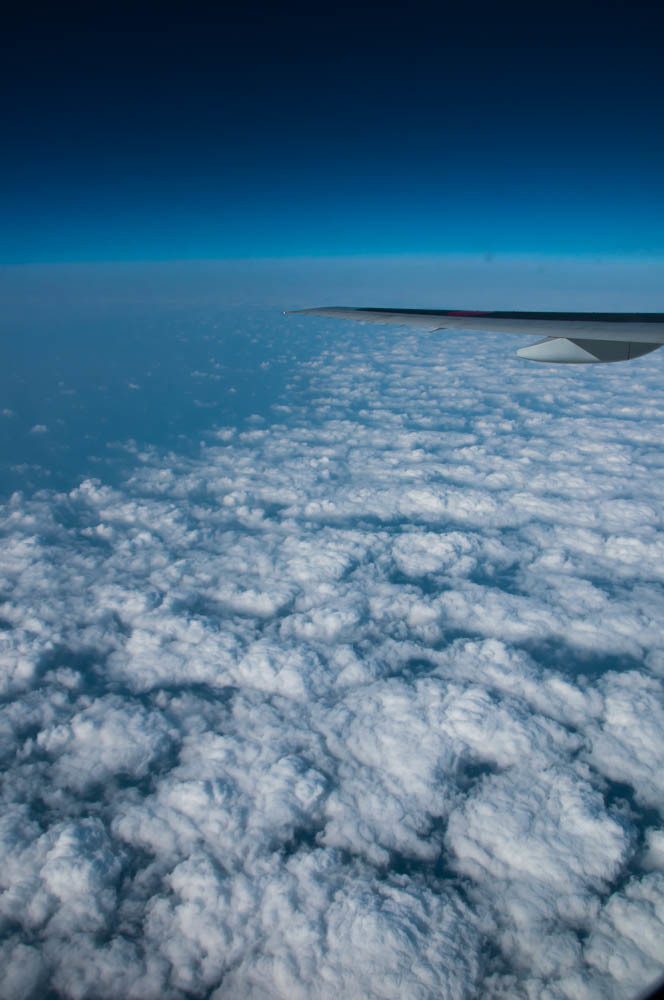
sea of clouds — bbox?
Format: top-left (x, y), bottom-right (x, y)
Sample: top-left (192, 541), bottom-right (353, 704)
top-left (1, 259), bottom-right (664, 999)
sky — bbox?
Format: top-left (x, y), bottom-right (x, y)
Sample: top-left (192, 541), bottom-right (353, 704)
top-left (2, 2), bottom-right (664, 998)
top-left (2, 1), bottom-right (664, 263)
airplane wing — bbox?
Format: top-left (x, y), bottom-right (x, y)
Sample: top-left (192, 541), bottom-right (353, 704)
top-left (287, 307), bottom-right (664, 363)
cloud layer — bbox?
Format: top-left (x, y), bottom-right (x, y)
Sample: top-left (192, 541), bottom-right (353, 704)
top-left (1, 318), bottom-right (664, 999)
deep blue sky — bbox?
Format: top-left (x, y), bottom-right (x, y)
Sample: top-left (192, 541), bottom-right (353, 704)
top-left (3, 1), bottom-right (664, 263)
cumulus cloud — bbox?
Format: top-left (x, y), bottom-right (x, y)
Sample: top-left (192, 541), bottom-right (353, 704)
top-left (1, 311), bottom-right (664, 999)
top-left (36, 696), bottom-right (176, 792)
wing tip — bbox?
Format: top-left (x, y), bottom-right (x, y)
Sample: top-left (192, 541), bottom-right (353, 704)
top-left (285, 306), bottom-right (337, 312)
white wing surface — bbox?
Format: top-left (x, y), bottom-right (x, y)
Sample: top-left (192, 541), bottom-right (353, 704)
top-left (288, 307), bottom-right (664, 363)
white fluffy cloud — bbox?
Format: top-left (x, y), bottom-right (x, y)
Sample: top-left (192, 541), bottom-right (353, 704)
top-left (1, 316), bottom-right (664, 999)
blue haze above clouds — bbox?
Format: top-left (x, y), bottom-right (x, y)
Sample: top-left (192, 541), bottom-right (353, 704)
top-left (1, 255), bottom-right (664, 998)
